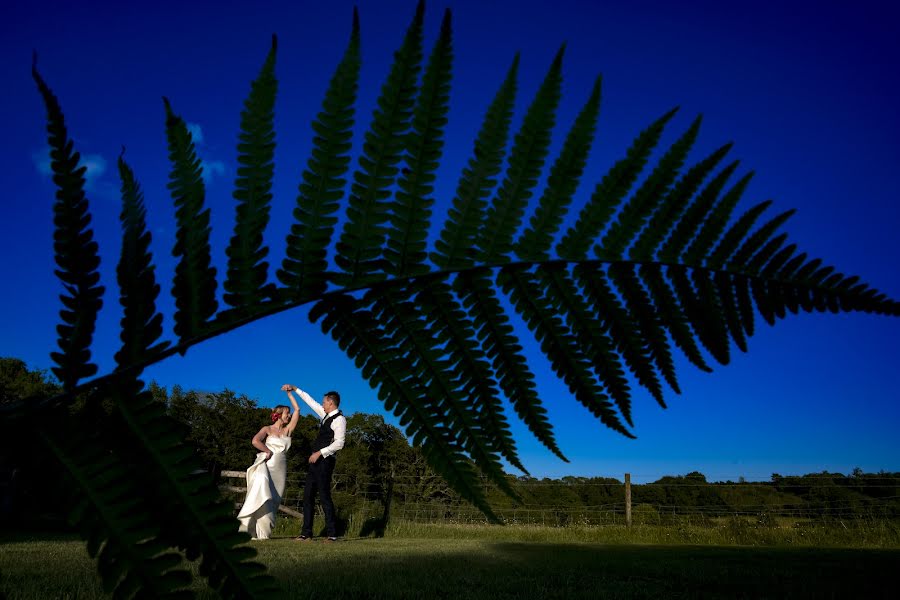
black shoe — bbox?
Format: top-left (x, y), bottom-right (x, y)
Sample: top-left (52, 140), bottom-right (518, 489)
top-left (324, 537), bottom-right (338, 543)
top-left (294, 535), bottom-right (312, 542)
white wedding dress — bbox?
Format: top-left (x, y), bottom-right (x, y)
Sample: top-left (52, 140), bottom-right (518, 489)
top-left (237, 435), bottom-right (291, 539)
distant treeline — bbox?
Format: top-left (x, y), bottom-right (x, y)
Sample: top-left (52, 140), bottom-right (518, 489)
top-left (137, 378), bottom-right (900, 523)
top-left (2, 356), bottom-right (898, 529)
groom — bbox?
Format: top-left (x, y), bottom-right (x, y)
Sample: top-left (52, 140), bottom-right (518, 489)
top-left (282, 384), bottom-right (346, 542)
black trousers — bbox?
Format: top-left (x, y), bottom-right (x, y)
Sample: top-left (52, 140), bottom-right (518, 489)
top-left (302, 454), bottom-right (337, 537)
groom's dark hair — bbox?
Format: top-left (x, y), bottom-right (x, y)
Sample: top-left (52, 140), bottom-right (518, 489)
top-left (325, 391), bottom-right (341, 407)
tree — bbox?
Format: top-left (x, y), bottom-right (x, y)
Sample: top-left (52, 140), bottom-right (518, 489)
top-left (0, 358), bottom-right (63, 527)
top-left (155, 385), bottom-right (268, 474)
top-left (0, 357), bottom-right (59, 403)
top-left (6, 1), bottom-right (899, 596)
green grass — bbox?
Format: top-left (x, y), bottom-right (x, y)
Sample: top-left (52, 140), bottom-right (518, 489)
top-left (280, 513), bottom-right (900, 548)
top-left (2, 525), bottom-right (898, 598)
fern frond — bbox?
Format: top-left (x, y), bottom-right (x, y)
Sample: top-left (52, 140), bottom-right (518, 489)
top-left (111, 376), bottom-right (279, 597)
top-left (475, 46), bottom-right (565, 262)
top-left (33, 61), bottom-right (104, 391)
top-left (657, 161), bottom-right (740, 261)
top-left (415, 279), bottom-right (528, 473)
top-left (431, 55), bottom-right (519, 269)
top-left (310, 293), bottom-right (499, 519)
top-left (714, 271), bottom-right (748, 352)
top-left (116, 153), bottom-right (168, 369)
top-left (705, 200), bottom-right (774, 268)
top-left (669, 266), bottom-right (730, 364)
top-left (639, 263), bottom-right (712, 372)
top-left (633, 143), bottom-right (733, 259)
top-left (515, 76), bottom-right (602, 260)
top-left (600, 115), bottom-right (701, 258)
top-left (367, 286), bottom-right (520, 499)
top-left (164, 98), bottom-right (218, 342)
top-left (278, 10), bottom-right (361, 299)
top-left (558, 107), bottom-right (677, 258)
top-left (733, 274), bottom-right (756, 338)
top-left (576, 264), bottom-right (664, 417)
top-left (334, 0), bottom-right (425, 286)
top-left (224, 35), bottom-right (278, 313)
top-left (454, 270), bottom-right (562, 462)
top-left (727, 209), bottom-right (796, 270)
top-left (26, 15), bottom-right (900, 587)
top-left (537, 265), bottom-right (632, 428)
top-left (682, 171), bottom-right (754, 264)
top-left (746, 232), bottom-right (789, 275)
top-left (501, 265), bottom-right (634, 436)
top-left (609, 263), bottom-right (679, 398)
top-left (40, 414), bottom-right (192, 597)
top-left (384, 8), bottom-right (453, 277)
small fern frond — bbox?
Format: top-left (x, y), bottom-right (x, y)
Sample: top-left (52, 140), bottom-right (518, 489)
top-left (33, 61), bottom-right (105, 391)
top-left (705, 200), bottom-right (774, 268)
top-left (558, 107), bottom-right (677, 259)
top-left (575, 264), bottom-right (661, 421)
top-left (670, 266), bottom-right (730, 365)
top-left (727, 209), bottom-right (796, 271)
top-left (515, 76), bottom-right (602, 260)
top-left (633, 143), bottom-right (733, 259)
top-left (164, 98), bottom-right (218, 343)
top-left (657, 161), bottom-right (740, 261)
top-left (682, 171), bottom-right (754, 264)
top-left (609, 263), bottom-right (679, 399)
top-left (116, 153), bottom-right (168, 369)
top-left (384, 8), bottom-right (453, 277)
top-left (431, 54), bottom-right (519, 269)
top-left (224, 34), bottom-right (278, 313)
top-left (475, 46), bottom-right (565, 262)
top-left (600, 115), bottom-right (702, 259)
top-left (639, 263), bottom-right (712, 372)
top-left (278, 9), bottom-right (361, 300)
top-left (334, 0), bottom-right (425, 286)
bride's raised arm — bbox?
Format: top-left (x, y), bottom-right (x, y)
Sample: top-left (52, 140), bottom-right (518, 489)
top-left (283, 386), bottom-right (302, 435)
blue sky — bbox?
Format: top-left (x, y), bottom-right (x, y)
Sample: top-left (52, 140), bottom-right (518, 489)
top-left (2, 0), bottom-right (898, 482)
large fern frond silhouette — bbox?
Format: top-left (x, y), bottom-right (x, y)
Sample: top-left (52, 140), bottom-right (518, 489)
top-left (11, 1), bottom-right (899, 596)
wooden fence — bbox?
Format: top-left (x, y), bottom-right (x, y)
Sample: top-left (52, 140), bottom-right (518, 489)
top-left (220, 470), bottom-right (303, 519)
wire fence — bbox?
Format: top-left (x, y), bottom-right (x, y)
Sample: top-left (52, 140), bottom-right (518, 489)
top-left (221, 470), bottom-right (900, 527)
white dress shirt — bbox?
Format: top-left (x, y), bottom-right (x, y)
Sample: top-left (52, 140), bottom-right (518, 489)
top-left (295, 388), bottom-right (346, 458)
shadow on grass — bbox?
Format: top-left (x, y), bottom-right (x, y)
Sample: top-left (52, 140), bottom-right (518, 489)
top-left (2, 536), bottom-right (896, 599)
top-left (266, 540), bottom-right (898, 599)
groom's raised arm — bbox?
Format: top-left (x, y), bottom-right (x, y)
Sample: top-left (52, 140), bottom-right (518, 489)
top-left (288, 386), bottom-right (325, 419)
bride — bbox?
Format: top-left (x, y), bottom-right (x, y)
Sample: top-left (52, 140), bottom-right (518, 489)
top-left (237, 388), bottom-right (300, 539)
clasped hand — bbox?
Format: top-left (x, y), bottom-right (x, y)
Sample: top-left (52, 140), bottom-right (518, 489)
top-left (308, 450), bottom-right (322, 464)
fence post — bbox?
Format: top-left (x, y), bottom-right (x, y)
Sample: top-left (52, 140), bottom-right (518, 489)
top-left (625, 473), bottom-right (632, 528)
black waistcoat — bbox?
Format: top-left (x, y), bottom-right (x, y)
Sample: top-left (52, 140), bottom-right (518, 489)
top-left (313, 411), bottom-right (343, 452)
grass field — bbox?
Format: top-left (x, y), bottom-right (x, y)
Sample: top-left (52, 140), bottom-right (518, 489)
top-left (2, 525), bottom-right (898, 598)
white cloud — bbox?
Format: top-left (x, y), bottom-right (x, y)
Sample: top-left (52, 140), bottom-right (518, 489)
top-left (80, 154), bottom-right (108, 186)
top-left (33, 149), bottom-right (52, 175)
top-left (186, 122), bottom-right (205, 145)
top-left (201, 159), bottom-right (226, 184)
top-left (32, 147), bottom-right (108, 191)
